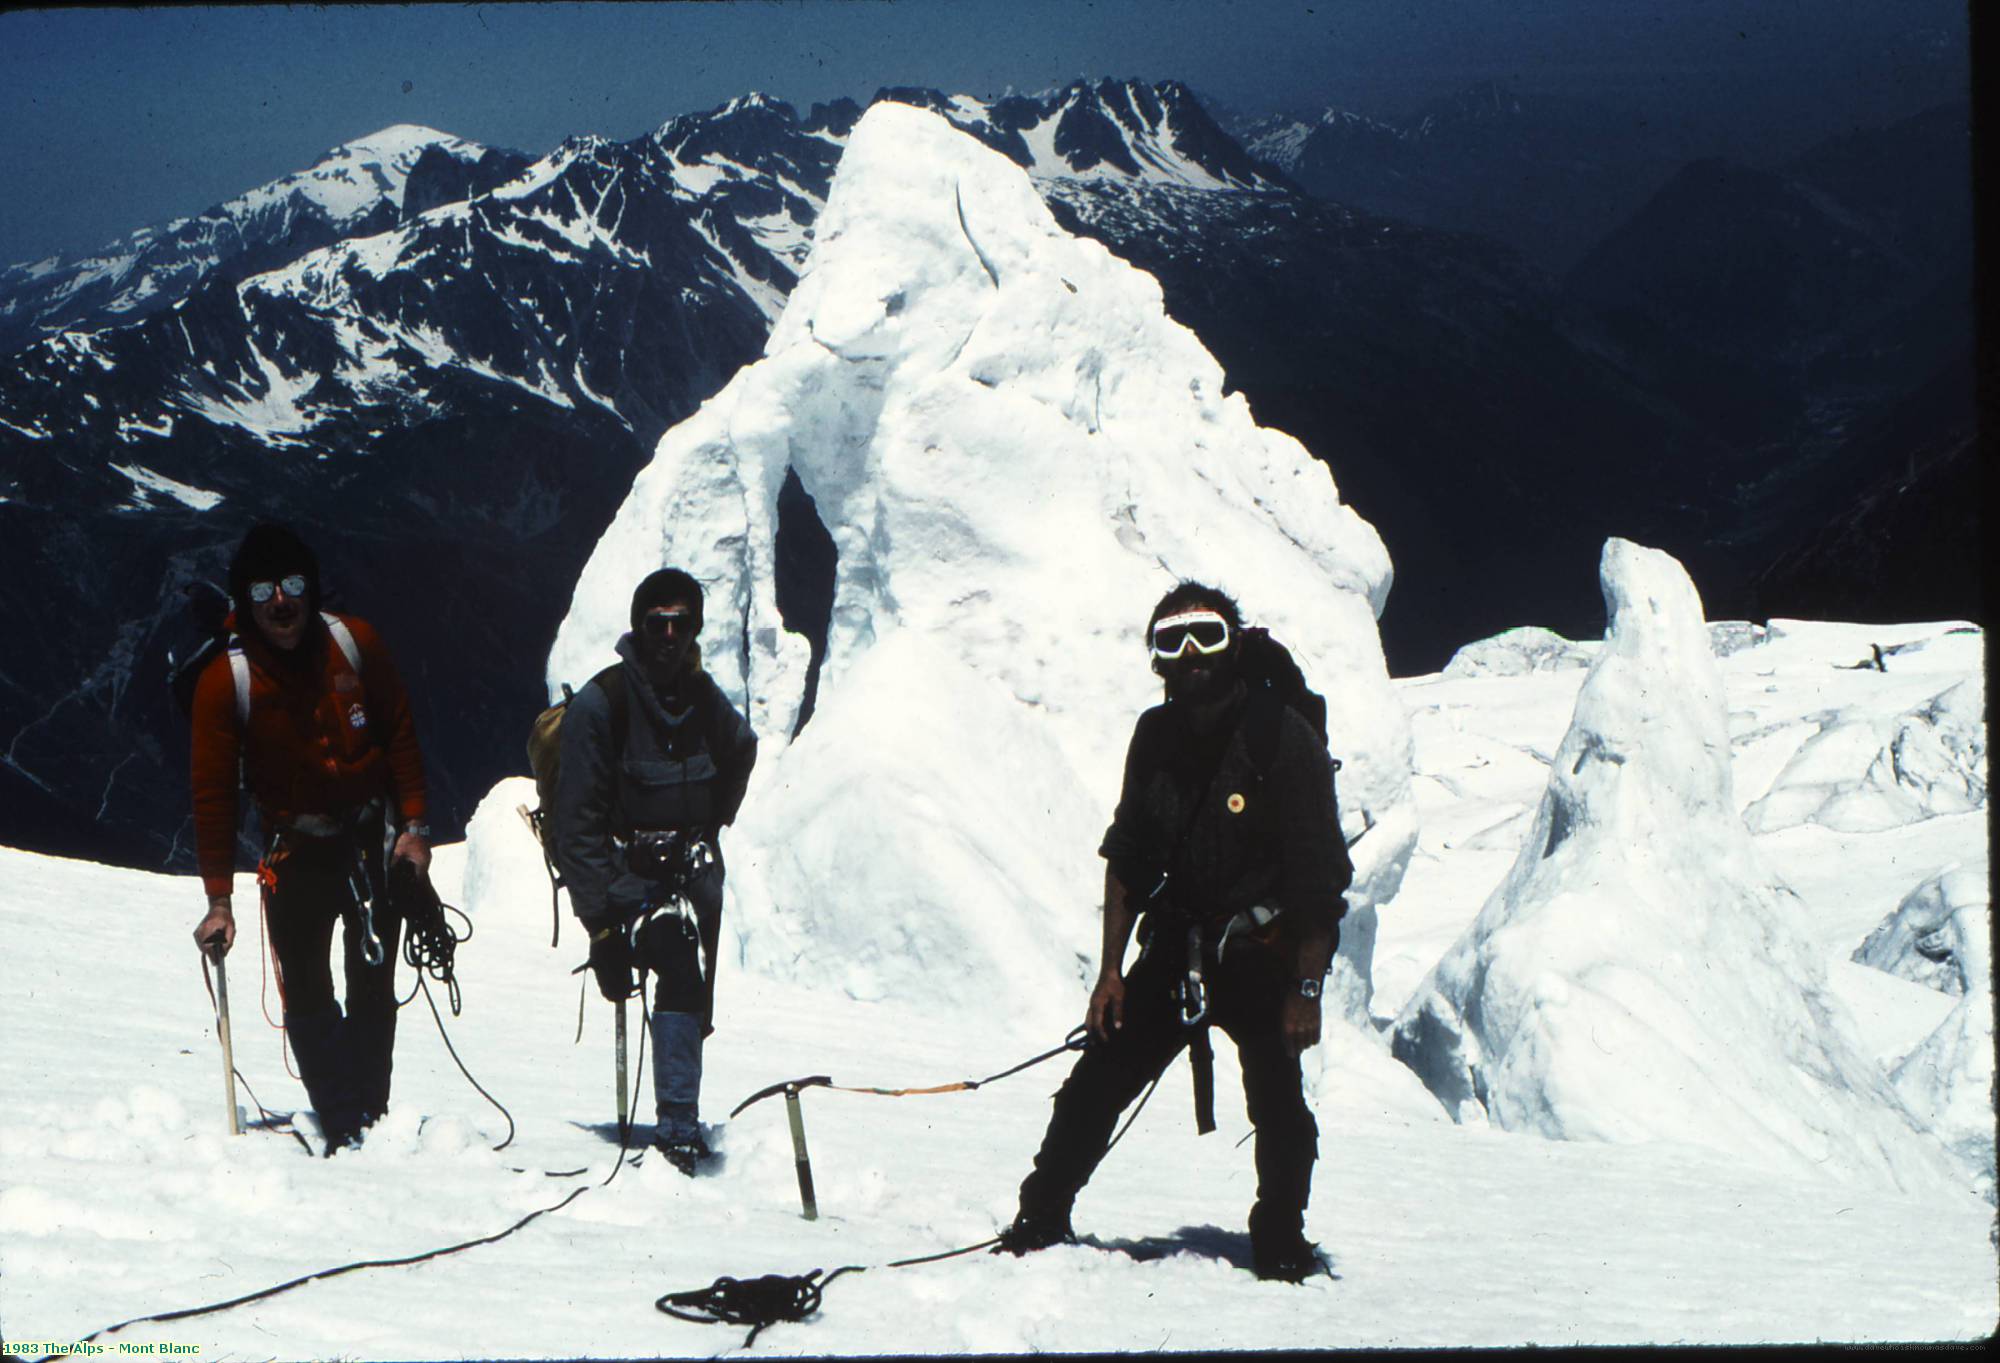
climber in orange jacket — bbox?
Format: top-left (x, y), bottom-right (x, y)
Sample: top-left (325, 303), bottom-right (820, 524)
top-left (189, 523), bottom-right (430, 1154)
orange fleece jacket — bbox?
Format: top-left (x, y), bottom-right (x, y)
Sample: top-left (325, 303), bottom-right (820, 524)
top-left (189, 611), bottom-right (427, 895)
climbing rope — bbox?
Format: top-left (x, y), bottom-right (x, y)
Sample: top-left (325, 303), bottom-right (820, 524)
top-left (728, 1025), bottom-right (1094, 1118)
top-left (656, 1228), bottom-right (1008, 1347)
top-left (666, 1027), bottom-right (1145, 1348)
top-left (56, 1185), bottom-right (593, 1357)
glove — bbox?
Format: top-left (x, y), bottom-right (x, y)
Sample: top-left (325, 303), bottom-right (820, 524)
top-left (388, 859), bottom-right (443, 937)
top-left (587, 924), bottom-right (636, 1001)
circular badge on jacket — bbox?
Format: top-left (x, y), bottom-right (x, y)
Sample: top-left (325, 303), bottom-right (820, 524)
top-left (1226, 792), bottom-right (1246, 814)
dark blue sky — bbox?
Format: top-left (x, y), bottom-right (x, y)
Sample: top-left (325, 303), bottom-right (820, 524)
top-left (0, 0), bottom-right (1970, 265)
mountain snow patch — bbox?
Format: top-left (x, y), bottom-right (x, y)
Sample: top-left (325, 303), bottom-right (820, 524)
top-left (1389, 539), bottom-right (1960, 1196)
top-left (540, 102), bottom-right (1413, 1027)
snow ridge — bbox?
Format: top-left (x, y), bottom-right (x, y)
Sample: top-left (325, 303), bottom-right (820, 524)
top-left (1390, 539), bottom-right (1962, 1196)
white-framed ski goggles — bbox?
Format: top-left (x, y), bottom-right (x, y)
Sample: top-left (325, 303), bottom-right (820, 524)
top-left (246, 574), bottom-right (308, 604)
top-left (1150, 610), bottom-right (1232, 660)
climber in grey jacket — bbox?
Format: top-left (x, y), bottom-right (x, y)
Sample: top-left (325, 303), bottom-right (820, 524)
top-left (554, 567), bottom-right (758, 1175)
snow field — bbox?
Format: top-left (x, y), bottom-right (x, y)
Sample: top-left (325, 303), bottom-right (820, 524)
top-left (1, 791), bottom-right (1991, 1354)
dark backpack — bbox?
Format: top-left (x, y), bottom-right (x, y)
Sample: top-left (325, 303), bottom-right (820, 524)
top-left (1235, 626), bottom-right (1339, 779)
top-left (167, 581), bottom-right (236, 718)
top-left (1230, 625), bottom-right (1347, 928)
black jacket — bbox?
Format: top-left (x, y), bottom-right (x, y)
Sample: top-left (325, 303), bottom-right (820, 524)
top-left (1099, 684), bottom-right (1351, 931)
top-left (554, 633), bottom-right (758, 928)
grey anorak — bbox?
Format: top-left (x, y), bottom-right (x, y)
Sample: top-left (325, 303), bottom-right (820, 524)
top-left (554, 633), bottom-right (758, 929)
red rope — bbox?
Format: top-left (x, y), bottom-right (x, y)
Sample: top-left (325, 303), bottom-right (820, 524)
top-left (255, 857), bottom-right (298, 1080)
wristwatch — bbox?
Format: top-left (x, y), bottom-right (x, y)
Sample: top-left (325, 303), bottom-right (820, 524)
top-left (1295, 977), bottom-right (1322, 1001)
top-left (402, 822), bottom-right (431, 839)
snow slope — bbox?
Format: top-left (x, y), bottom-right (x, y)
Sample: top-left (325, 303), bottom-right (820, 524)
top-left (547, 103), bottom-right (1414, 1031)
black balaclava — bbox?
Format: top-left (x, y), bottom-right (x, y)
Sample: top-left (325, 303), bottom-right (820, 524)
top-left (228, 523), bottom-right (321, 638)
top-left (630, 567), bottom-right (704, 681)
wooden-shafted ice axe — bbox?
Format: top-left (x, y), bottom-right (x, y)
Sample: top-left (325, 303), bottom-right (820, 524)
top-left (205, 933), bottom-right (241, 1136)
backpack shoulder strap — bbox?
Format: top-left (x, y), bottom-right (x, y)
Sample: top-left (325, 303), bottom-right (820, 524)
top-left (1244, 684), bottom-right (1286, 782)
top-left (322, 613), bottom-right (363, 674)
top-left (227, 637), bottom-right (251, 728)
top-left (591, 664), bottom-right (629, 756)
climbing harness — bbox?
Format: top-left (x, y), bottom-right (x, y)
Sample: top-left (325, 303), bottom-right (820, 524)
top-left (624, 830), bottom-right (717, 982)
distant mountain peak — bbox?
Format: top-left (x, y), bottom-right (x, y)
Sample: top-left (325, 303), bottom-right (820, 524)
top-left (322, 123), bottom-right (470, 160)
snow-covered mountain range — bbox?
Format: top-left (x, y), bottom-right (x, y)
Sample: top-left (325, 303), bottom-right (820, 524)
top-left (0, 78), bottom-right (1972, 879)
top-left (0, 126), bottom-right (523, 356)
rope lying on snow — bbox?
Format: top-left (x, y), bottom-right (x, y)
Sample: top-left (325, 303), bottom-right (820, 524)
top-left (55, 1185), bottom-right (592, 1357)
top-left (669, 1026), bottom-right (1163, 1350)
top-left (656, 1237), bottom-right (1003, 1348)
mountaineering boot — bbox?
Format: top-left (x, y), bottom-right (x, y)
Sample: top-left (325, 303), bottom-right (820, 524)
top-left (285, 1006), bottom-right (365, 1155)
top-left (993, 1204), bottom-right (1076, 1255)
top-left (1250, 1230), bottom-right (1326, 1283)
top-left (652, 1127), bottom-right (713, 1177)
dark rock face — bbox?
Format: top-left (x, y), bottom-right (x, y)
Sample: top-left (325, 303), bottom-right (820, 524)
top-left (401, 145), bottom-right (536, 220)
top-left (1557, 102), bottom-right (1975, 627)
top-left (1244, 82), bottom-right (1700, 277)
top-left (0, 81), bottom-right (1976, 874)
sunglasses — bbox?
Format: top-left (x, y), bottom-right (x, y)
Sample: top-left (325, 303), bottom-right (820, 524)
top-left (1150, 610), bottom-right (1231, 660)
top-left (247, 574), bottom-right (309, 604)
top-left (641, 608), bottom-right (695, 640)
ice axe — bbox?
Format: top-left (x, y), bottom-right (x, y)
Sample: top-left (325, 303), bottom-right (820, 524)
top-left (615, 999), bottom-right (630, 1131)
top-left (205, 933), bottom-right (241, 1136)
top-left (731, 1075), bottom-right (833, 1220)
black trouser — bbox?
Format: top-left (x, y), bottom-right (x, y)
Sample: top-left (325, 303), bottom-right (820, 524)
top-left (265, 824), bottom-right (401, 1141)
top-left (1017, 923), bottom-right (1318, 1247)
